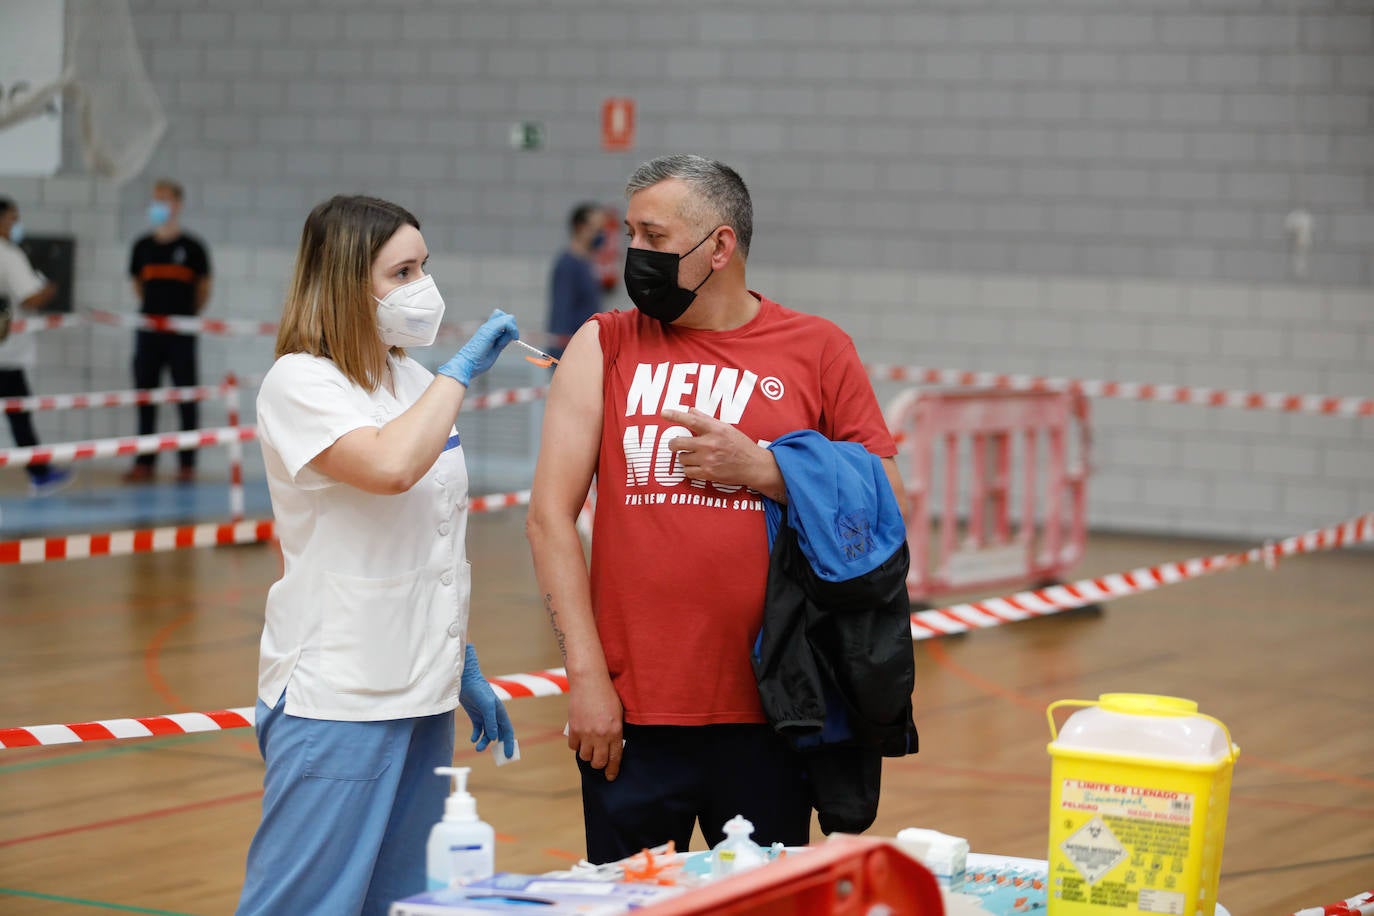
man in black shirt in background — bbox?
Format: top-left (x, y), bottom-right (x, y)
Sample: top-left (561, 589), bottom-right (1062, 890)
top-left (124, 178), bottom-right (213, 484)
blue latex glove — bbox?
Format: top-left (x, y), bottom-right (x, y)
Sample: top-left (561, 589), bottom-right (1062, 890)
top-left (439, 309), bottom-right (520, 387)
top-left (459, 643), bottom-right (516, 757)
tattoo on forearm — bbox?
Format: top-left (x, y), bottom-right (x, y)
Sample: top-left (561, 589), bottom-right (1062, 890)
top-left (544, 592), bottom-right (568, 661)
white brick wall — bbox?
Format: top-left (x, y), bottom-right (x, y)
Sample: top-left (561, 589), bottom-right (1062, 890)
top-left (4, 0), bottom-right (1370, 539)
top-left (772, 267), bottom-right (1374, 540)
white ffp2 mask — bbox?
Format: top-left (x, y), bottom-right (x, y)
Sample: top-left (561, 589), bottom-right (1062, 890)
top-left (375, 274), bottom-right (446, 348)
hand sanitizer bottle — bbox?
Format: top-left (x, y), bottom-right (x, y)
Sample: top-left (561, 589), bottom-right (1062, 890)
top-left (710, 814), bottom-right (767, 879)
top-left (426, 767), bottom-right (495, 890)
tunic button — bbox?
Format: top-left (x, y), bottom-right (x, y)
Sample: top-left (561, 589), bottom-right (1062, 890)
top-left (441, 571), bottom-right (454, 586)
top-left (447, 623), bottom-right (461, 638)
top-left (439, 522), bottom-right (451, 536)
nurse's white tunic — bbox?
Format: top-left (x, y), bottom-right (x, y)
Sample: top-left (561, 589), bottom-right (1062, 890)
top-left (254, 352), bottom-right (470, 721)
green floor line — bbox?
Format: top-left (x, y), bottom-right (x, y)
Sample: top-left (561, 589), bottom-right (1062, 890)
top-left (0, 887), bottom-right (198, 915)
top-left (0, 731), bottom-right (233, 775)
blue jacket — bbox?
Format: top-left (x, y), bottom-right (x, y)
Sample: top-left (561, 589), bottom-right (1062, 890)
top-left (753, 431), bottom-right (919, 835)
top-left (762, 430), bottom-right (908, 581)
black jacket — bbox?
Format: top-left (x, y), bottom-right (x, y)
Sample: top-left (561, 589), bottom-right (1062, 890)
top-left (752, 434), bottom-right (919, 835)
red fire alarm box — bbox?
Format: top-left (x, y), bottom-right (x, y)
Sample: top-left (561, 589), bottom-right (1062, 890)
top-left (601, 97), bottom-right (635, 152)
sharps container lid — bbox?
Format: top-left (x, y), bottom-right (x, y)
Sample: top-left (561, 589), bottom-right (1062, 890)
top-left (1053, 693), bottom-right (1234, 764)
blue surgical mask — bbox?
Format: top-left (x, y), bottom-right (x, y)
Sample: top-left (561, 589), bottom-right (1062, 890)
top-left (148, 201), bottom-right (172, 228)
top-left (8, 221), bottom-right (24, 245)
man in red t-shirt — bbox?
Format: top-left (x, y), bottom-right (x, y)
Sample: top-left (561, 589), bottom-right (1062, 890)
top-left (527, 155), bottom-right (907, 864)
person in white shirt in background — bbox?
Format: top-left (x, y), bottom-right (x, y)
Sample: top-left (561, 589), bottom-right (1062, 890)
top-left (0, 197), bottom-right (72, 497)
top-left (236, 195), bottom-right (520, 916)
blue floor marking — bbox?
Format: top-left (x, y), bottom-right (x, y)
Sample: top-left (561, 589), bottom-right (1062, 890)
top-left (0, 479), bottom-right (273, 538)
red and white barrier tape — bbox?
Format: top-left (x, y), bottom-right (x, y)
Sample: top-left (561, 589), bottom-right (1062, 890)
top-left (435, 323), bottom-right (563, 348)
top-left (0, 425), bottom-right (256, 468)
top-left (468, 489), bottom-right (531, 513)
top-left (0, 669), bottom-right (571, 748)
top-left (868, 363), bottom-right (1374, 419)
top-left (3, 383), bottom-right (226, 414)
top-left (0, 708), bottom-right (258, 749)
top-left (910, 512), bottom-right (1373, 639)
top-left (465, 385), bottom-right (547, 411)
top-left (86, 309), bottom-right (279, 338)
top-left (0, 518), bottom-right (274, 565)
top-left (486, 668), bottom-right (571, 701)
top-left (1293, 890), bottom-right (1374, 916)
top-left (7, 313), bottom-right (87, 335)
top-left (87, 310), bottom-right (519, 344)
top-left (7, 513), bottom-right (1369, 746)
top-left (16, 316), bottom-right (1369, 418)
top-left (0, 489), bottom-right (534, 564)
top-left (77, 308), bottom-right (563, 354)
top-left (2, 376), bottom-right (530, 424)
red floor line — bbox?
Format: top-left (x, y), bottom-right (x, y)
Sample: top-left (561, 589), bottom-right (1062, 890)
top-left (922, 629), bottom-right (1373, 794)
top-left (890, 758), bottom-right (1049, 791)
top-left (143, 611), bottom-right (196, 713)
top-left (11, 561), bottom-right (256, 627)
top-left (1229, 794), bottom-right (1374, 819)
top-left (1243, 753), bottom-right (1374, 791)
top-left (7, 590), bottom-right (186, 627)
top-left (0, 790), bottom-right (264, 849)
top-left (1, 727), bottom-right (576, 854)
top-left (923, 640), bottom-right (1043, 712)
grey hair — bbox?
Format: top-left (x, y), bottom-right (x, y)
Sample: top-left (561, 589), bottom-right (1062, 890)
top-left (625, 155), bottom-right (752, 258)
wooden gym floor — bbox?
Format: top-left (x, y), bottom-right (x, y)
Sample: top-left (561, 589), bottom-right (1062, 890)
top-left (2, 505), bottom-right (1372, 915)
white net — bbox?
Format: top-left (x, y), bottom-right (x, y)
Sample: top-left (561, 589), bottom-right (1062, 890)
top-left (65, 0), bottom-right (167, 182)
top-left (0, 0), bottom-right (165, 183)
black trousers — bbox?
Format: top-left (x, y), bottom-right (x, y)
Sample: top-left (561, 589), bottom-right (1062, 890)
top-left (0, 368), bottom-right (50, 479)
top-left (577, 723), bottom-right (811, 865)
top-left (132, 330), bottom-right (199, 469)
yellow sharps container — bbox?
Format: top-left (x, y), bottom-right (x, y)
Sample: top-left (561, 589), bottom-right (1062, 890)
top-left (1046, 694), bottom-right (1238, 916)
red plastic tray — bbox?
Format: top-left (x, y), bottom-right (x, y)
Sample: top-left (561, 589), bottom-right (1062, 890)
top-left (636, 836), bottom-right (944, 915)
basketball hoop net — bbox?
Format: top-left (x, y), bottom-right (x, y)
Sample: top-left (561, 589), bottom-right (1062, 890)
top-left (0, 0), bottom-right (165, 183)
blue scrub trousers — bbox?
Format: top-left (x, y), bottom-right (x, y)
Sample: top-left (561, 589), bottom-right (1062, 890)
top-left (236, 696), bottom-right (455, 916)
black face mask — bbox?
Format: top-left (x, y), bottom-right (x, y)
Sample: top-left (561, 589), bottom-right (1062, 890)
top-left (623, 230), bottom-right (716, 323)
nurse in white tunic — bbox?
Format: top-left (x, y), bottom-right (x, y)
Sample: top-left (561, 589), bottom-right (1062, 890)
top-left (236, 195), bottom-right (520, 916)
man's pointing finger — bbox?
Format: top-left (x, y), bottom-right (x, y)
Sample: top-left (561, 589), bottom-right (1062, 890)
top-left (661, 407), bottom-right (718, 431)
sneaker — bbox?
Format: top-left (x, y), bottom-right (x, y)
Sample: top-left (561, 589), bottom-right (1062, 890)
top-left (122, 464), bottom-right (155, 484)
top-left (29, 467), bottom-right (75, 497)
top-left (175, 466), bottom-right (196, 484)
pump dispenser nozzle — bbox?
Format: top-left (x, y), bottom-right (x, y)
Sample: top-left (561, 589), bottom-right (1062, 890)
top-left (435, 766), bottom-right (478, 822)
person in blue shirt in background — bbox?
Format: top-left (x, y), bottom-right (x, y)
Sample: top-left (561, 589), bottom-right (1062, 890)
top-left (545, 202), bottom-right (607, 359)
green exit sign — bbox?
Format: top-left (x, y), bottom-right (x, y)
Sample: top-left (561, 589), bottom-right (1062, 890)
top-left (510, 121), bottom-right (545, 151)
